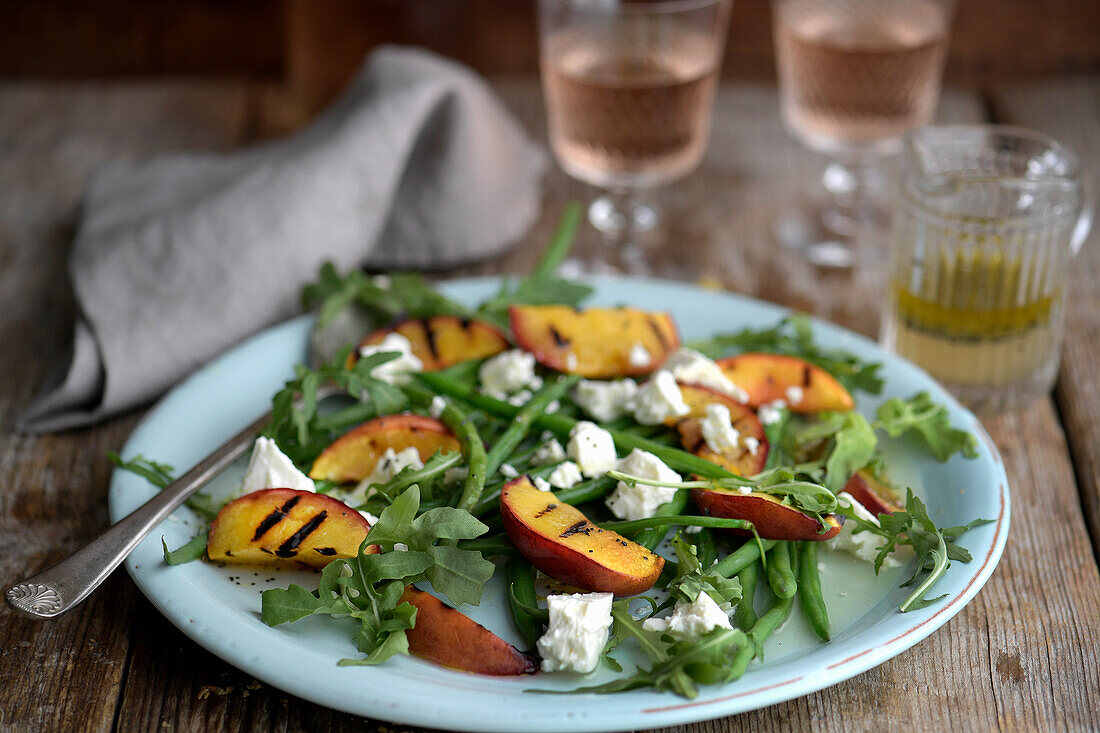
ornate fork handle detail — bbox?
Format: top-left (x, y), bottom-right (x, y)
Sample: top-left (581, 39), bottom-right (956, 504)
top-left (4, 384), bottom-right (337, 620)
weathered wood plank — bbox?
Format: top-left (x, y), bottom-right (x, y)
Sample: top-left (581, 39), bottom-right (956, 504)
top-left (0, 82), bottom-right (252, 733)
top-left (988, 76), bottom-right (1100, 561)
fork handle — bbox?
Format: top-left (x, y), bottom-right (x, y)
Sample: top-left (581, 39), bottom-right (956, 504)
top-left (4, 410), bottom-right (273, 619)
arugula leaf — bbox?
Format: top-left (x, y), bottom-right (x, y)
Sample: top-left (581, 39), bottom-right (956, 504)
top-left (260, 347), bottom-right (410, 466)
top-left (836, 488), bottom-right (992, 611)
top-left (302, 263), bottom-right (473, 329)
top-left (823, 412), bottom-right (878, 492)
top-left (367, 486), bottom-right (495, 606)
top-left (556, 601), bottom-right (753, 698)
top-left (875, 392), bottom-right (979, 461)
top-left (161, 535), bottom-right (206, 565)
top-left (685, 314), bottom-right (884, 395)
top-left (262, 484), bottom-right (497, 666)
top-left (109, 452), bottom-right (220, 521)
top-left (667, 536), bottom-right (743, 608)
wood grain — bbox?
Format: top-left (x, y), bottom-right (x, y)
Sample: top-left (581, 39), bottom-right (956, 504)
top-left (987, 76), bottom-right (1100, 561)
top-left (1, 77), bottom-right (1098, 733)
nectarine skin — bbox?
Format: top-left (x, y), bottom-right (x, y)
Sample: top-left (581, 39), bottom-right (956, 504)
top-left (309, 415), bottom-right (460, 484)
top-left (401, 587), bottom-right (538, 675)
top-left (672, 383), bottom-right (768, 476)
top-left (717, 353), bottom-right (855, 413)
top-left (509, 304), bottom-right (680, 378)
top-left (692, 487), bottom-right (843, 541)
top-left (842, 470), bottom-right (902, 516)
top-left (353, 316), bottom-right (509, 371)
top-left (208, 488), bottom-right (378, 568)
top-left (500, 476), bottom-right (664, 596)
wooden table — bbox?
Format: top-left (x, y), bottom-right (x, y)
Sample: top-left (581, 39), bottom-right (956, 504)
top-left (2, 76), bottom-right (1098, 732)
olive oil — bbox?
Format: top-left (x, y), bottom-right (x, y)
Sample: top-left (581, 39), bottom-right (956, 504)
top-left (886, 246), bottom-right (1062, 388)
top-left (881, 126), bottom-right (1087, 412)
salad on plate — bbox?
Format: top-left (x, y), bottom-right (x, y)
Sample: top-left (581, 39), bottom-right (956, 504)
top-left (114, 207), bottom-right (990, 700)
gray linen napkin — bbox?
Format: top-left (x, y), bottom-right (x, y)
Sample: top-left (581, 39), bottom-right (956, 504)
top-left (19, 46), bottom-right (547, 432)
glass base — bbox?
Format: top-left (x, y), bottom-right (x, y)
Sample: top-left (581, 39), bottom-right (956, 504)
top-left (773, 204), bottom-right (859, 269)
top-left (588, 195), bottom-right (659, 235)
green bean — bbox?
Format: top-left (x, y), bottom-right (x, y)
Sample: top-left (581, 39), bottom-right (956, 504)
top-left (766, 542), bottom-right (798, 600)
top-left (456, 535), bottom-right (518, 556)
top-left (712, 538), bottom-right (777, 578)
top-left (631, 490), bottom-right (691, 550)
top-left (686, 527), bottom-right (719, 569)
top-left (530, 201), bottom-right (581, 279)
top-left (555, 475), bottom-right (617, 506)
top-left (600, 514), bottom-right (753, 535)
top-left (403, 384), bottom-right (487, 515)
top-left (749, 594), bottom-right (794, 661)
top-left (507, 560), bottom-right (545, 651)
top-left (798, 540), bottom-right (831, 641)
top-left (415, 372), bottom-right (736, 480)
top-left (733, 560), bottom-right (760, 632)
top-left (484, 375), bottom-right (579, 478)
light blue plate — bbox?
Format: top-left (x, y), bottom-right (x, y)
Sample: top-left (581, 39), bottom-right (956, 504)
top-left (110, 276), bottom-right (1010, 732)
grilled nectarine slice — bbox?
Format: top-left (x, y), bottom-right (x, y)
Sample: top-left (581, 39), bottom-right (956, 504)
top-left (309, 415), bottom-right (460, 484)
top-left (670, 383), bottom-right (768, 476)
top-left (692, 487), bottom-right (843, 541)
top-left (401, 587), bottom-right (538, 675)
top-left (352, 316), bottom-right (509, 371)
top-left (842, 469), bottom-right (902, 516)
top-left (717, 353), bottom-right (854, 413)
top-left (509, 304), bottom-right (679, 378)
top-left (500, 476), bottom-right (663, 596)
top-left (208, 489), bottom-right (377, 568)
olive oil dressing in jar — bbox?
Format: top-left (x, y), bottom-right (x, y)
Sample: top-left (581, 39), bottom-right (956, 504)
top-left (882, 126), bottom-right (1092, 412)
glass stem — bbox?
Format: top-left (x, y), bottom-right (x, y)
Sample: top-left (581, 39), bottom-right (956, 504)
top-left (821, 158), bottom-right (888, 236)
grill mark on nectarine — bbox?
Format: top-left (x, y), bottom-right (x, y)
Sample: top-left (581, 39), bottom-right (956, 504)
top-left (314, 547), bottom-right (337, 556)
top-left (275, 511), bottom-right (328, 557)
top-left (548, 326), bottom-right (570, 348)
top-left (534, 503), bottom-right (557, 518)
top-left (647, 317), bottom-right (669, 350)
top-left (421, 319), bottom-right (440, 361)
top-left (560, 520), bottom-right (593, 538)
top-left (802, 365), bottom-right (812, 387)
top-left (252, 496), bottom-right (301, 541)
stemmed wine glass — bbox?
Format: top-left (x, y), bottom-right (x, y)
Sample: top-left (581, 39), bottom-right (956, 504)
top-left (538, 0), bottom-right (731, 271)
top-left (771, 0), bottom-right (955, 268)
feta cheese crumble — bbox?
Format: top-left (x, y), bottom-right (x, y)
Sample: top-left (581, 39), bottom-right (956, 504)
top-left (605, 449), bottom-right (681, 521)
top-left (573, 379), bottom-right (638, 422)
top-left (548, 461), bottom-right (583, 489)
top-left (628, 342), bottom-right (651, 369)
top-left (642, 592), bottom-right (732, 642)
top-left (479, 349), bottom-right (540, 400)
top-left (534, 476), bottom-right (553, 492)
top-left (832, 491), bottom-right (900, 568)
top-left (630, 371), bottom-right (690, 425)
top-left (358, 510), bottom-right (380, 525)
top-left (532, 438), bottom-right (567, 466)
top-left (758, 399), bottom-right (787, 425)
top-left (238, 437), bottom-right (315, 496)
top-left (500, 463), bottom-right (520, 479)
top-left (567, 421), bottom-right (617, 477)
top-left (565, 352), bottom-right (579, 372)
top-left (699, 403), bottom-right (741, 453)
top-left (662, 348), bottom-right (749, 403)
top-left (536, 592), bottom-right (614, 673)
top-left (429, 395), bottom-right (447, 418)
top-left (785, 385), bottom-right (804, 406)
top-left (358, 333), bottom-right (423, 386)
top-left (349, 447), bottom-right (423, 503)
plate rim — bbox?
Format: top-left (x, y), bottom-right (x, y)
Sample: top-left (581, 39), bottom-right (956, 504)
top-left (110, 275), bottom-right (1011, 732)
